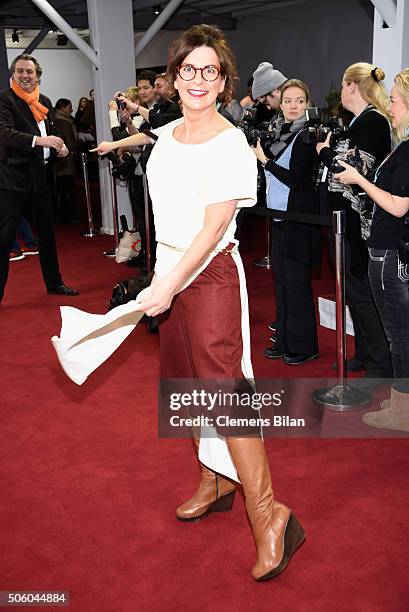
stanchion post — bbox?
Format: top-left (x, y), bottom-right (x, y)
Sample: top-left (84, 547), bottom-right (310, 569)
top-left (109, 168), bottom-right (120, 250)
top-left (334, 210), bottom-right (346, 382)
top-left (312, 210), bottom-right (372, 410)
top-left (253, 217), bottom-right (272, 269)
top-left (142, 174), bottom-right (152, 274)
top-left (80, 152), bottom-right (100, 238)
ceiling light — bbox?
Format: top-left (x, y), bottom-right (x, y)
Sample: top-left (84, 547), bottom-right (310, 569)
top-left (12, 29), bottom-right (19, 43)
top-left (153, 5), bottom-right (161, 15)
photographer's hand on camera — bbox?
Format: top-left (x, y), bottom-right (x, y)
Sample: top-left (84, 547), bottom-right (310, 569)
top-left (315, 131), bottom-right (332, 156)
top-left (121, 108), bottom-right (136, 129)
top-left (251, 138), bottom-right (269, 165)
top-left (334, 160), bottom-right (362, 185)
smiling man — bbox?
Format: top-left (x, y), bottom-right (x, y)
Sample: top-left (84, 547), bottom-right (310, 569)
top-left (0, 53), bottom-right (78, 303)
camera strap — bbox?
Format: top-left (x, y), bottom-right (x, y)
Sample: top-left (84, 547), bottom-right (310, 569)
top-left (348, 104), bottom-right (376, 128)
top-left (374, 142), bottom-right (403, 183)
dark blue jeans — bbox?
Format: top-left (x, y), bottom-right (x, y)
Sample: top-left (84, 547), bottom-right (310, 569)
top-left (368, 248), bottom-right (409, 392)
top-left (11, 216), bottom-right (37, 252)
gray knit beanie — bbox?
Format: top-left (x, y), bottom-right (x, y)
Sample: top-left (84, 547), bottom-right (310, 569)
top-left (252, 62), bottom-right (287, 99)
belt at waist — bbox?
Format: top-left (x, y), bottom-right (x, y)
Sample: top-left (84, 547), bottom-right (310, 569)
top-left (158, 241), bottom-right (238, 255)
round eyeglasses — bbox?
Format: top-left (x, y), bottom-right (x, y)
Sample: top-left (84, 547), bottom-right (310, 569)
top-left (178, 64), bottom-right (221, 82)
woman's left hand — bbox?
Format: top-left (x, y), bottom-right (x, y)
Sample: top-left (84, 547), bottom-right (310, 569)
top-left (333, 160), bottom-right (362, 185)
top-left (251, 138), bottom-right (268, 164)
top-left (133, 277), bottom-right (176, 316)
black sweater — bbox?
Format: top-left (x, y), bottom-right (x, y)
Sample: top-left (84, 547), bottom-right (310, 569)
top-left (318, 109), bottom-right (391, 271)
top-left (319, 108), bottom-right (391, 170)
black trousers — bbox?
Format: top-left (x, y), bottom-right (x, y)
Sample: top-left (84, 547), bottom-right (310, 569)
top-left (327, 232), bottom-right (393, 376)
top-left (0, 183), bottom-right (62, 300)
top-left (128, 173), bottom-right (156, 264)
top-left (56, 175), bottom-right (76, 222)
top-left (368, 248), bottom-right (409, 391)
top-left (128, 174), bottom-right (146, 253)
top-left (271, 222), bottom-right (318, 355)
top-left (345, 241), bottom-right (393, 377)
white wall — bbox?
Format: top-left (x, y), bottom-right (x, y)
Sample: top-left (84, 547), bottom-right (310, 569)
top-left (6, 48), bottom-right (93, 108)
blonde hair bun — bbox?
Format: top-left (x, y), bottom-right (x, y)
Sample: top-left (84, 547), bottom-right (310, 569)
top-left (373, 67), bottom-right (385, 82)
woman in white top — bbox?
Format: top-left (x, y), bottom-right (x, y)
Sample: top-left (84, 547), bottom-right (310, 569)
top-left (92, 24), bottom-right (304, 582)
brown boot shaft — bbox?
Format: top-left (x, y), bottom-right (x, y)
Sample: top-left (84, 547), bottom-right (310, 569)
top-left (226, 436), bottom-right (304, 580)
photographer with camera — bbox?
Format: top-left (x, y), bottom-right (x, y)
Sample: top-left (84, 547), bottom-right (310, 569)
top-left (317, 63), bottom-right (393, 387)
top-left (334, 68), bottom-right (409, 431)
top-left (114, 72), bottom-right (181, 268)
top-left (252, 79), bottom-right (320, 365)
top-left (252, 62), bottom-right (288, 127)
top-left (109, 86), bottom-right (143, 139)
top-left (115, 74), bottom-right (181, 131)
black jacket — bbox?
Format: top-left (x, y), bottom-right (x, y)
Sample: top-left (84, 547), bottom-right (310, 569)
top-left (318, 108), bottom-right (391, 272)
top-left (265, 133), bottom-right (321, 265)
top-left (148, 98), bottom-right (181, 129)
top-left (0, 88), bottom-right (57, 193)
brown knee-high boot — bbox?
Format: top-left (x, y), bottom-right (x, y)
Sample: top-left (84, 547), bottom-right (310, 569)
top-left (226, 436), bottom-right (305, 581)
top-left (176, 436), bottom-right (236, 521)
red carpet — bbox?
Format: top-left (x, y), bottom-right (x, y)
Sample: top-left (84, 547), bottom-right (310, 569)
top-left (1, 217), bottom-right (408, 611)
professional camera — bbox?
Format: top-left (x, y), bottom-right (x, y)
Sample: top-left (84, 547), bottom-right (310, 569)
top-left (301, 107), bottom-right (349, 145)
top-left (104, 151), bottom-right (136, 181)
top-left (237, 108), bottom-right (276, 148)
top-left (332, 146), bottom-right (364, 175)
top-left (115, 92), bottom-right (126, 111)
top-left (237, 107), bottom-right (258, 146)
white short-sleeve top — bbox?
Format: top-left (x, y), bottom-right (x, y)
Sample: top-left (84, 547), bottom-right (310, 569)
top-left (146, 118), bottom-right (257, 251)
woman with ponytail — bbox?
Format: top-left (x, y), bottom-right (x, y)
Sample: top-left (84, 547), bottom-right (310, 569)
top-left (317, 62), bottom-right (393, 388)
top-left (335, 68), bottom-right (409, 431)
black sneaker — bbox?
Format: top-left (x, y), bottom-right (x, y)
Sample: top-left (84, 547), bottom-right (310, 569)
top-left (349, 375), bottom-right (391, 390)
top-left (264, 346), bottom-right (286, 359)
top-left (332, 357), bottom-right (366, 371)
top-left (268, 321), bottom-right (277, 332)
top-left (283, 352), bottom-right (319, 365)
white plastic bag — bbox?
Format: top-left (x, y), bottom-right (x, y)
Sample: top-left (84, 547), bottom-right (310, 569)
top-left (115, 230), bottom-right (141, 263)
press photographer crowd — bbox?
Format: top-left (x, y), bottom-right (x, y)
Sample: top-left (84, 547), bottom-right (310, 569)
top-left (1, 51), bottom-right (409, 434)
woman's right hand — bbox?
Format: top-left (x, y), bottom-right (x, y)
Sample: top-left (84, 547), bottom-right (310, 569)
top-left (116, 93), bottom-right (139, 115)
top-left (133, 277), bottom-right (176, 317)
top-left (251, 138), bottom-right (268, 164)
top-left (90, 141), bottom-right (115, 155)
top-left (316, 131), bottom-right (331, 154)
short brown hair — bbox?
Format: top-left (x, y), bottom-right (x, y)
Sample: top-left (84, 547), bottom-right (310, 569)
top-left (10, 53), bottom-right (43, 81)
top-left (167, 24), bottom-right (238, 105)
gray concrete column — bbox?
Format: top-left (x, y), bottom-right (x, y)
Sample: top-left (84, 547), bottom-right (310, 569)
top-left (87, 0), bottom-right (136, 233)
top-left (372, 0), bottom-right (409, 90)
top-left (0, 22), bottom-right (9, 91)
